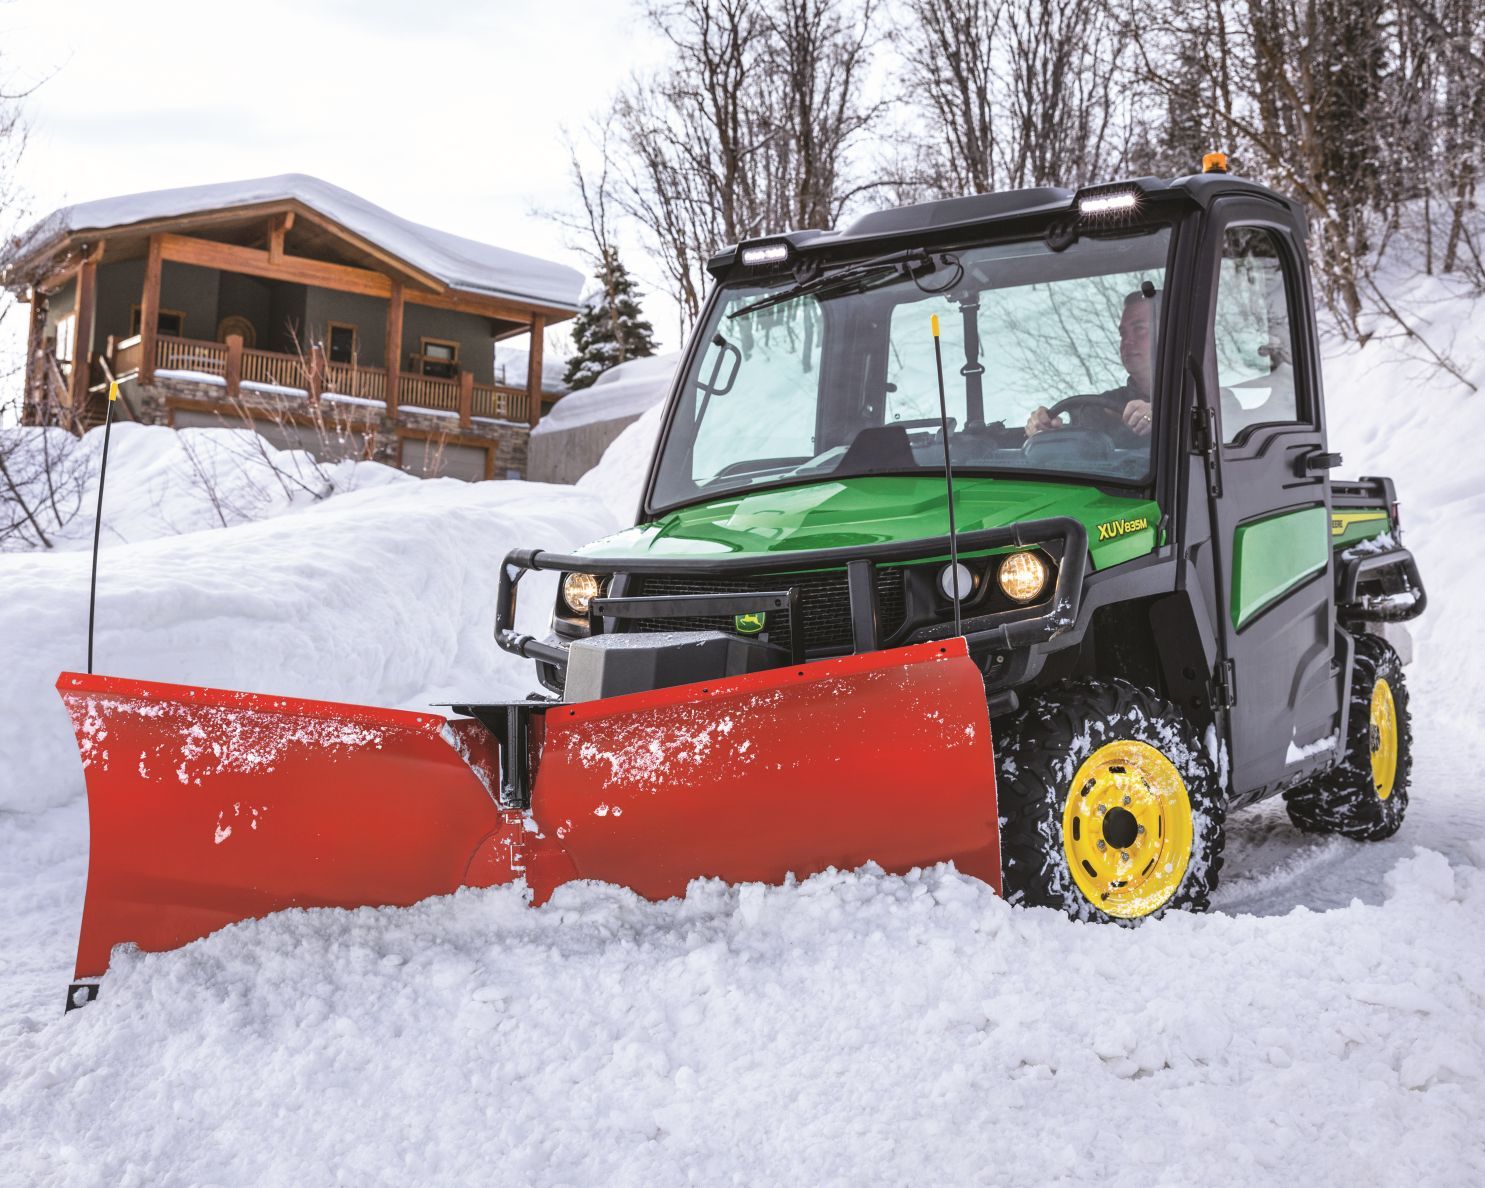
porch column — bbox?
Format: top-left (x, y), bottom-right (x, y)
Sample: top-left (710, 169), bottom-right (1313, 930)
top-left (68, 254), bottom-right (98, 414)
top-left (458, 370), bottom-right (473, 428)
top-left (308, 343), bottom-right (326, 405)
top-left (23, 287), bottom-right (44, 416)
top-left (525, 314), bottom-right (545, 428)
top-left (139, 235), bottom-right (163, 384)
top-left (224, 334), bottom-right (244, 401)
top-left (385, 281), bottom-right (403, 417)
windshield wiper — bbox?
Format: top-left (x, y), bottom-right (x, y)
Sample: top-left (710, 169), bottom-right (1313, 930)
top-left (728, 249), bottom-right (942, 319)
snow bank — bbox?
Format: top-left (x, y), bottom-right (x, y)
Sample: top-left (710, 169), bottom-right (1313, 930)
top-left (1, 422), bottom-right (407, 552)
top-left (1, 847), bottom-right (1481, 1185)
top-left (1320, 272), bottom-right (1485, 725)
top-left (0, 428), bottom-right (618, 813)
top-left (576, 402), bottom-right (666, 523)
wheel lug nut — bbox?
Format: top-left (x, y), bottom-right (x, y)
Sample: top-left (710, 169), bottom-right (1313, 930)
top-left (1137, 825), bottom-right (1146, 836)
top-left (1097, 805), bottom-right (1107, 816)
top-left (1122, 795), bottom-right (1131, 806)
top-left (1097, 840), bottom-right (1107, 851)
top-left (1120, 851), bottom-right (1130, 862)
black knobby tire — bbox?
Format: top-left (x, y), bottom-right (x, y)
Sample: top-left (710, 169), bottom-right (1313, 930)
top-left (1284, 634), bottom-right (1411, 841)
top-left (995, 679), bottom-right (1226, 922)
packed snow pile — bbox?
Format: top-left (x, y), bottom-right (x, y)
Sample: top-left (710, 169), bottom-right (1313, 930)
top-left (0, 426), bottom-right (618, 813)
top-left (527, 353), bottom-right (675, 487)
top-left (535, 352), bottom-right (677, 435)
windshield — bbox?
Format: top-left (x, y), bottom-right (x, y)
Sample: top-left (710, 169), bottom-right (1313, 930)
top-left (650, 226), bottom-right (1172, 512)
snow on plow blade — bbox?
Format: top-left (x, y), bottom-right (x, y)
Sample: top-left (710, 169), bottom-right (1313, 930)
top-left (57, 639), bottom-right (999, 980)
top-left (56, 672), bottom-right (524, 980)
top-left (529, 639), bottom-right (1001, 900)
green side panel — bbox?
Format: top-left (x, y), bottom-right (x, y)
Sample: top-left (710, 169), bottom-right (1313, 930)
top-left (1330, 508), bottom-right (1391, 550)
top-left (1232, 505), bottom-right (1330, 630)
top-left (578, 476), bottom-right (1159, 571)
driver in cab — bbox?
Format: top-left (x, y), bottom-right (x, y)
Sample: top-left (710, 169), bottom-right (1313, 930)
top-left (1025, 289), bottom-right (1156, 440)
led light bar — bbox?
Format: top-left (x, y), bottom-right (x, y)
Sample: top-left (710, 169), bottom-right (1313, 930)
top-left (740, 242), bottom-right (791, 266)
top-left (1077, 190), bottom-right (1140, 217)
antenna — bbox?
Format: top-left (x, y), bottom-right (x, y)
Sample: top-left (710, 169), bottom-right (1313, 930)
top-left (930, 315), bottom-right (963, 637)
top-left (86, 381), bottom-right (120, 675)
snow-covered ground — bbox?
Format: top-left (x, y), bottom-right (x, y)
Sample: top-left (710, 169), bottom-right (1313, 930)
top-left (2, 286), bottom-right (1484, 1184)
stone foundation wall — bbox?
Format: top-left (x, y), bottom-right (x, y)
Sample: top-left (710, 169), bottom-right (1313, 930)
top-left (123, 376), bottom-right (531, 481)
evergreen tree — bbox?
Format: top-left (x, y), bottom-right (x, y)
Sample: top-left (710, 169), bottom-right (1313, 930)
top-left (563, 248), bottom-right (657, 390)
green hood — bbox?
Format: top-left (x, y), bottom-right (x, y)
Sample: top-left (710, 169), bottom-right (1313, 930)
top-left (578, 476), bottom-right (1159, 570)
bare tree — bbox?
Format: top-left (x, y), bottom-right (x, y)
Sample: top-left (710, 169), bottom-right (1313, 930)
top-left (895, 0), bottom-right (1139, 199)
top-left (0, 386), bottom-right (87, 550)
top-left (895, 0), bottom-right (1004, 195)
top-left (1, 40), bottom-right (35, 413)
top-left (611, 0), bottom-right (884, 330)
top-left (1001, 0), bottom-right (1134, 188)
top-left (1125, 0), bottom-right (1391, 325)
top-left (758, 0), bottom-right (887, 228)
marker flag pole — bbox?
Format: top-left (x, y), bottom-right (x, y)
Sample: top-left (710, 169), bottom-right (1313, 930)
top-left (86, 382), bottom-right (120, 675)
top-left (930, 315), bottom-right (963, 637)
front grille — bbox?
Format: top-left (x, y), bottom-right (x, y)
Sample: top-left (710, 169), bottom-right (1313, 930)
top-left (629, 567), bottom-right (907, 652)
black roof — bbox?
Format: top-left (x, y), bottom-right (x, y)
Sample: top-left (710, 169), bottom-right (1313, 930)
top-left (708, 172), bottom-right (1302, 275)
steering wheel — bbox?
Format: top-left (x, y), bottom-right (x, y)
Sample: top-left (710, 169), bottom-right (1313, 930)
top-left (1046, 393), bottom-right (1129, 425)
top-left (1023, 393), bottom-right (1129, 465)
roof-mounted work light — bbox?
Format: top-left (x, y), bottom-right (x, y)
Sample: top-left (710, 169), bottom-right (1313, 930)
top-left (1077, 188), bottom-right (1141, 218)
top-left (740, 241), bottom-right (791, 267)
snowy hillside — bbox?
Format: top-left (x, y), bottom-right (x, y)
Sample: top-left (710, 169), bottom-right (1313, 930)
top-left (2, 297), bottom-right (1484, 1183)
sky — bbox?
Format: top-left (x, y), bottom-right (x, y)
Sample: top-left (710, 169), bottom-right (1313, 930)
top-left (1, 0), bottom-right (675, 361)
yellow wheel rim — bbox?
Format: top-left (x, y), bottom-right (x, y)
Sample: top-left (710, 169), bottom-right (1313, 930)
top-left (1061, 739), bottom-right (1194, 918)
top-left (1369, 678), bottom-right (1399, 801)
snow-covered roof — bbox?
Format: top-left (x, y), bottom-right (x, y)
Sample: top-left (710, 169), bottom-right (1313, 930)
top-left (4, 174), bottom-right (583, 312)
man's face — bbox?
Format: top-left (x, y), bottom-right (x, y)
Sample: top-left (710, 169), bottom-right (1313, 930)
top-left (1119, 301), bottom-right (1154, 397)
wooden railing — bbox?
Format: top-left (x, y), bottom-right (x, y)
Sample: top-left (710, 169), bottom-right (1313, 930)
top-left (398, 373), bottom-right (461, 414)
top-left (142, 334), bottom-right (534, 429)
top-left (474, 384), bottom-right (530, 422)
top-left (155, 335), bottom-right (228, 375)
top-left (325, 363), bottom-right (386, 402)
top-left (241, 346), bottom-right (306, 390)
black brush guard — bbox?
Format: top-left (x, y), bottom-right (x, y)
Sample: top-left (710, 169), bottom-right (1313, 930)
top-left (495, 517), bottom-right (1089, 675)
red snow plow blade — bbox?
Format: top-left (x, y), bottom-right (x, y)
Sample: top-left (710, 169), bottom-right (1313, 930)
top-left (58, 639), bottom-right (999, 980)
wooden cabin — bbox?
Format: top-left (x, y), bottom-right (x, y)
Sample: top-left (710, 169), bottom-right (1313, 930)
top-left (1, 175), bottom-right (583, 480)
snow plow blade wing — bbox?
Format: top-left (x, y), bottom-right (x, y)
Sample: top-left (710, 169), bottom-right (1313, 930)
top-left (58, 639), bottom-right (999, 980)
top-left (527, 639), bottom-right (1001, 901)
top-left (57, 673), bottom-right (522, 980)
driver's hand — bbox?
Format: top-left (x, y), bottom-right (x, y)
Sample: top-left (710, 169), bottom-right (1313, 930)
top-left (1123, 399), bottom-right (1153, 437)
top-left (1026, 406), bottom-right (1062, 437)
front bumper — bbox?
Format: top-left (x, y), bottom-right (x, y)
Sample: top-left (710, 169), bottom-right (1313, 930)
top-left (495, 517), bottom-right (1089, 685)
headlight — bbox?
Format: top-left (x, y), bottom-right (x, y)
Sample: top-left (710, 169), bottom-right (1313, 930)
top-left (938, 562), bottom-right (976, 600)
top-left (561, 572), bottom-right (604, 615)
top-left (997, 552), bottom-right (1048, 603)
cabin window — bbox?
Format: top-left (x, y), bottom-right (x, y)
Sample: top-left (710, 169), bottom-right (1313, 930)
top-left (1213, 227), bottom-right (1303, 444)
top-left (327, 322), bottom-right (358, 365)
top-left (418, 337), bottom-right (459, 379)
top-left (131, 306), bottom-right (186, 337)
